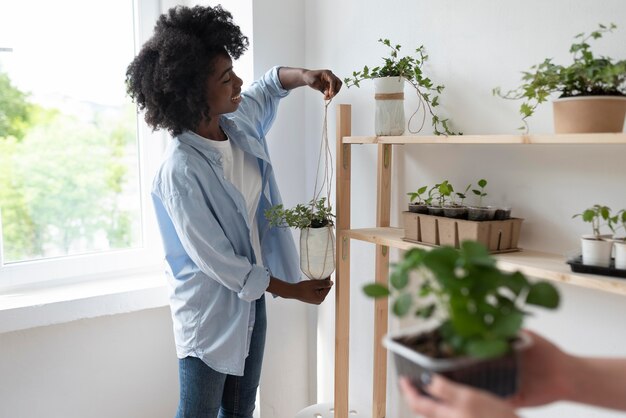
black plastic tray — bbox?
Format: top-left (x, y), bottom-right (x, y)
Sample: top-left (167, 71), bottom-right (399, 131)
top-left (566, 256), bottom-right (626, 278)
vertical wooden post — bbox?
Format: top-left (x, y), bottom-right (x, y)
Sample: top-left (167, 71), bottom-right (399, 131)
top-left (373, 143), bottom-right (392, 418)
top-left (335, 104), bottom-right (352, 418)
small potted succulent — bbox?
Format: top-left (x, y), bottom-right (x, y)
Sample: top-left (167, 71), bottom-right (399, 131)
top-left (572, 204), bottom-right (615, 267)
top-left (407, 185), bottom-right (429, 214)
top-left (363, 241), bottom-right (560, 397)
top-left (265, 197), bottom-right (335, 280)
top-left (344, 39), bottom-right (460, 136)
top-left (467, 179), bottom-right (496, 221)
top-left (494, 23), bottom-right (626, 133)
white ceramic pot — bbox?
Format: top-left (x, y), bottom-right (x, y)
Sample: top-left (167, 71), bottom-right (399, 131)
top-left (613, 240), bottom-right (626, 270)
top-left (580, 236), bottom-right (613, 267)
top-left (374, 76), bottom-right (405, 136)
top-left (300, 226), bottom-right (336, 280)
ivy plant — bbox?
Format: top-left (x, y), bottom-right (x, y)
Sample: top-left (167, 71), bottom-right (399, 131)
top-left (344, 39), bottom-right (461, 136)
top-left (363, 241), bottom-right (560, 359)
top-left (265, 197), bottom-right (335, 229)
top-left (494, 23), bottom-right (626, 132)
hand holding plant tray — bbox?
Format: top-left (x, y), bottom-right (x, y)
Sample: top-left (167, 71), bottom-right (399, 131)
top-left (364, 241), bottom-right (560, 397)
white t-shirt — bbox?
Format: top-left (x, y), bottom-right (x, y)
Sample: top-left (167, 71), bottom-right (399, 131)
top-left (206, 137), bottom-right (263, 267)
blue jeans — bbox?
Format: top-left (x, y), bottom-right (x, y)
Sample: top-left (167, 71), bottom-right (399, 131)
top-left (175, 296), bottom-right (266, 418)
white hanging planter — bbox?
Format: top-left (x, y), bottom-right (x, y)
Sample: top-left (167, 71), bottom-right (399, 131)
top-left (374, 76), bottom-right (405, 136)
top-left (580, 235), bottom-right (613, 267)
top-left (300, 225), bottom-right (336, 280)
top-left (613, 240), bottom-right (626, 270)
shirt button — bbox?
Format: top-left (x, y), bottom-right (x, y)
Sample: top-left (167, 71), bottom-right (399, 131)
top-left (248, 326), bottom-right (254, 331)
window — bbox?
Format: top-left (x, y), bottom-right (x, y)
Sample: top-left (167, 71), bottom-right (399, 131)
top-left (0, 0), bottom-right (165, 286)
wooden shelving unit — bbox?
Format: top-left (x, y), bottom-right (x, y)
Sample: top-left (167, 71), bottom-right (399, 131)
top-left (332, 104), bottom-right (626, 418)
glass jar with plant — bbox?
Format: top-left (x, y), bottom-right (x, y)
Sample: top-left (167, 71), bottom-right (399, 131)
top-left (266, 197), bottom-right (335, 280)
top-left (494, 23), bottom-right (626, 133)
top-left (468, 178), bottom-right (496, 221)
top-left (344, 39), bottom-right (460, 136)
top-left (407, 185), bottom-right (429, 214)
top-left (363, 241), bottom-right (560, 397)
top-left (443, 182), bottom-right (470, 219)
top-left (426, 181), bottom-right (451, 216)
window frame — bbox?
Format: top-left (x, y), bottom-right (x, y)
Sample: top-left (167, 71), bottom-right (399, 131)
top-left (0, 0), bottom-right (166, 289)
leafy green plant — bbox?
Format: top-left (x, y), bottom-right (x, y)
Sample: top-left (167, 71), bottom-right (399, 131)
top-left (455, 183), bottom-right (472, 206)
top-left (408, 185), bottom-right (429, 205)
top-left (438, 180), bottom-right (454, 205)
top-left (494, 23), bottom-right (626, 132)
top-left (572, 204), bottom-right (616, 237)
top-left (363, 241), bottom-right (560, 359)
top-left (344, 39), bottom-right (460, 136)
top-left (265, 197), bottom-right (334, 229)
top-left (472, 179), bottom-right (488, 207)
top-left (614, 209), bottom-right (626, 238)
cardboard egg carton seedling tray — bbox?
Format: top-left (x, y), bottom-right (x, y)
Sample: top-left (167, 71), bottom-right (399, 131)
top-left (402, 212), bottom-right (523, 254)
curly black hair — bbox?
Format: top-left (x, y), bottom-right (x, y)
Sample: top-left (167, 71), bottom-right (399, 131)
top-left (126, 5), bottom-right (248, 136)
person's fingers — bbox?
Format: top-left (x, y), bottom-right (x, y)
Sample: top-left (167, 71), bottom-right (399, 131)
top-left (400, 377), bottom-right (451, 418)
top-left (427, 374), bottom-right (469, 404)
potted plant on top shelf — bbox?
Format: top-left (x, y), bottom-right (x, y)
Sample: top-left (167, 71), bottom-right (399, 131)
top-left (494, 23), bottom-right (626, 134)
top-left (572, 204), bottom-right (615, 267)
top-left (363, 241), bottom-right (560, 397)
top-left (265, 197), bottom-right (335, 280)
top-left (344, 38), bottom-right (461, 136)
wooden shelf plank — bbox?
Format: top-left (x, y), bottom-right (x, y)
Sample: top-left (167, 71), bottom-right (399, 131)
top-left (343, 133), bottom-right (626, 145)
top-left (340, 227), bottom-right (626, 297)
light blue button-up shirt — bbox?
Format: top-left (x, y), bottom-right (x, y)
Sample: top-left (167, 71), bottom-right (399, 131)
top-left (151, 67), bottom-right (300, 376)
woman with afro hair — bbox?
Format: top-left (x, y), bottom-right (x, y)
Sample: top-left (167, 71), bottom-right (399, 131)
top-left (126, 5), bottom-right (342, 418)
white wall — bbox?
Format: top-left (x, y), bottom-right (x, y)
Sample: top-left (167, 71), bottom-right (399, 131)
top-left (0, 307), bottom-right (178, 418)
top-left (304, 1), bottom-right (626, 417)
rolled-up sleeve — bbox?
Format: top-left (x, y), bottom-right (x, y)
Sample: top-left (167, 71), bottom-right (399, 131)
top-left (156, 185), bottom-right (269, 303)
top-left (238, 66), bottom-right (290, 136)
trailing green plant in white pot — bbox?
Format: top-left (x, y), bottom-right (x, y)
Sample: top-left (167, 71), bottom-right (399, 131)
top-left (344, 39), bottom-right (460, 136)
top-left (363, 241), bottom-right (560, 397)
top-left (494, 23), bottom-right (626, 134)
top-left (572, 204), bottom-right (616, 267)
top-left (266, 197), bottom-right (335, 280)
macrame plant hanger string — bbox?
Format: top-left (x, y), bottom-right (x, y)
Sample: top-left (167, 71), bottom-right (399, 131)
top-left (304, 98), bottom-right (336, 279)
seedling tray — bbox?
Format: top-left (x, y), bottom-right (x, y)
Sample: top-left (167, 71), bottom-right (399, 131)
top-left (567, 256), bottom-right (626, 278)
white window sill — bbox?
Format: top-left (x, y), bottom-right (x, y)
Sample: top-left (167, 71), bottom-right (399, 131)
top-left (0, 270), bottom-right (169, 334)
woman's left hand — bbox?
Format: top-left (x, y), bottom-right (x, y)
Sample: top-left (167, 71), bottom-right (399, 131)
top-left (303, 69), bottom-right (342, 100)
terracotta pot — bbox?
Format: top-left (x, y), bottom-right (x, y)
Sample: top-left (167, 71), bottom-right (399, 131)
top-left (553, 96), bottom-right (626, 133)
top-left (374, 76), bottom-right (405, 136)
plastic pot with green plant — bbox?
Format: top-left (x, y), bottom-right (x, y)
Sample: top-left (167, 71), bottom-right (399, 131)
top-left (363, 241), bottom-right (560, 397)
